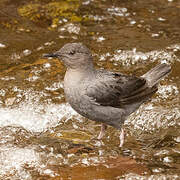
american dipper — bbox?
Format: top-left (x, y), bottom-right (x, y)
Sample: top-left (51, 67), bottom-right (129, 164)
top-left (44, 43), bottom-right (171, 147)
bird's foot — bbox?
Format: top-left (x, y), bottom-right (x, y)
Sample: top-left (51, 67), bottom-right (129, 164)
top-left (97, 124), bottom-right (107, 139)
top-left (119, 128), bottom-right (125, 147)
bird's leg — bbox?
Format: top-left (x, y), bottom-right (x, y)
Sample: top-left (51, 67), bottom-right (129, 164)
top-left (97, 124), bottom-right (107, 139)
top-left (119, 128), bottom-right (125, 147)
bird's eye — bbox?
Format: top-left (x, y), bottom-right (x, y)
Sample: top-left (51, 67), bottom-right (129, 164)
top-left (69, 51), bottom-right (75, 55)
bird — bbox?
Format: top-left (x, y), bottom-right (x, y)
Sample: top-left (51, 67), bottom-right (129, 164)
top-left (43, 43), bottom-right (171, 147)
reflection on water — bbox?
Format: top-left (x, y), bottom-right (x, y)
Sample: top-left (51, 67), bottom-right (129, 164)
top-left (0, 0), bottom-right (179, 179)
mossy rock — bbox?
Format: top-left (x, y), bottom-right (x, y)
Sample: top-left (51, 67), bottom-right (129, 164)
top-left (18, 1), bottom-right (82, 25)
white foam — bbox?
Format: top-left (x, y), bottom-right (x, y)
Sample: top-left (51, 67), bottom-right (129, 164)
top-left (0, 146), bottom-right (59, 179)
top-left (0, 90), bottom-right (78, 133)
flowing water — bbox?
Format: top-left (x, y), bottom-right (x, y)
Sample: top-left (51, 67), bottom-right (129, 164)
top-left (0, 0), bottom-right (180, 179)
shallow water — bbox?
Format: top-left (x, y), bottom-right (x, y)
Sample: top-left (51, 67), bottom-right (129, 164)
top-left (0, 0), bottom-right (179, 179)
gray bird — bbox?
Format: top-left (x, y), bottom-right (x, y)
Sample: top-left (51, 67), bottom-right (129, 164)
top-left (43, 43), bottom-right (171, 147)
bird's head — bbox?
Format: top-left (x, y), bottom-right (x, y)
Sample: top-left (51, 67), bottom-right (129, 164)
top-left (43, 43), bottom-right (93, 70)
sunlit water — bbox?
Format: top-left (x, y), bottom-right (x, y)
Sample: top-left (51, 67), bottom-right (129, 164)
top-left (0, 0), bottom-right (179, 179)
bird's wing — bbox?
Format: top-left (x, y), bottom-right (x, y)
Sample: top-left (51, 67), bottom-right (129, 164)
top-left (85, 71), bottom-right (157, 107)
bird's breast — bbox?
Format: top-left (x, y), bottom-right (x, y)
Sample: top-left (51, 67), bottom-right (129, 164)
top-left (64, 70), bottom-right (90, 115)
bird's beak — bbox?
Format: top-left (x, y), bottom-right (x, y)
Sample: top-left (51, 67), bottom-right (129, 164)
top-left (43, 53), bottom-right (59, 58)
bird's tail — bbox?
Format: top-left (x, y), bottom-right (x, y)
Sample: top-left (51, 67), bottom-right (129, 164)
top-left (142, 63), bottom-right (171, 87)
